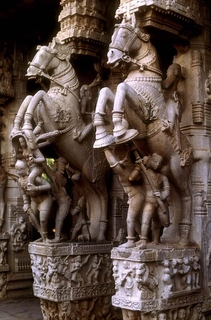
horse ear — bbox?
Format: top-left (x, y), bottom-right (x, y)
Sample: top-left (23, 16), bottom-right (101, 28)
top-left (36, 45), bottom-right (41, 51)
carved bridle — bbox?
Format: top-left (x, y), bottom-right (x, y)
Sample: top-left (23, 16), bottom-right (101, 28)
top-left (109, 22), bottom-right (150, 55)
top-left (29, 46), bottom-right (57, 73)
top-left (28, 46), bottom-right (80, 101)
top-left (109, 23), bottom-right (162, 76)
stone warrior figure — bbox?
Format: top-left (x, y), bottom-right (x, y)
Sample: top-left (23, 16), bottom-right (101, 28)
top-left (15, 159), bottom-right (52, 242)
top-left (43, 157), bottom-right (72, 242)
top-left (131, 151), bottom-right (170, 248)
top-left (104, 147), bottom-right (145, 248)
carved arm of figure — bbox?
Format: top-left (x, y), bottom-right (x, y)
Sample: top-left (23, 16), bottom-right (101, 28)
top-left (29, 147), bottom-right (45, 165)
top-left (27, 178), bottom-right (51, 194)
top-left (154, 175), bottom-right (170, 201)
top-left (22, 193), bottom-right (30, 213)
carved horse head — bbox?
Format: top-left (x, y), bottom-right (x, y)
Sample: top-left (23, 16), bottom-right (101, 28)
top-left (107, 14), bottom-right (150, 68)
top-left (26, 45), bottom-right (59, 80)
top-left (26, 38), bottom-right (71, 81)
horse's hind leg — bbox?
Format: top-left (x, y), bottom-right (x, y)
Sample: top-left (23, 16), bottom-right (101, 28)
top-left (170, 157), bottom-right (192, 246)
top-left (94, 87), bottom-right (115, 148)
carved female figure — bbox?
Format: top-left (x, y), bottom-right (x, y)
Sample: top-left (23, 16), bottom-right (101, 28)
top-left (17, 135), bottom-right (45, 187)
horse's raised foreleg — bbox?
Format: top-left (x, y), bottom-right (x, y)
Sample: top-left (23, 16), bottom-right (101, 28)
top-left (23, 90), bottom-right (50, 130)
top-left (112, 82), bottom-right (139, 144)
top-left (10, 95), bottom-right (33, 137)
top-left (94, 87), bottom-right (115, 148)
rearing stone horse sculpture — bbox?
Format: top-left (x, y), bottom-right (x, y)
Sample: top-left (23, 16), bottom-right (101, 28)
top-left (93, 15), bottom-right (193, 246)
top-left (10, 38), bottom-right (109, 241)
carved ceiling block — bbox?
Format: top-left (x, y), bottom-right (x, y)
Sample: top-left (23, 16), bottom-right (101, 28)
top-left (115, 0), bottom-right (206, 38)
top-left (57, 0), bottom-right (109, 57)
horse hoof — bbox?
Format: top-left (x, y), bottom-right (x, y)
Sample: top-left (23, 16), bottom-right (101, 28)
top-left (115, 129), bottom-right (139, 144)
top-left (93, 135), bottom-right (115, 148)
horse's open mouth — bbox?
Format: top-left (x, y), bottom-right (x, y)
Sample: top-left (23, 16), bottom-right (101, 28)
top-left (26, 75), bottom-right (37, 80)
top-left (107, 59), bottom-right (124, 70)
top-left (107, 59), bottom-right (125, 70)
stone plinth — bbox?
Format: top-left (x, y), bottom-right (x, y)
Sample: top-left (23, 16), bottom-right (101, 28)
top-left (111, 244), bottom-right (206, 319)
top-left (28, 241), bottom-right (115, 302)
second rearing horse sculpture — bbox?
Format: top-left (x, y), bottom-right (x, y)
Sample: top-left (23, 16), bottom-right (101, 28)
top-left (93, 15), bottom-right (193, 246)
top-left (10, 38), bottom-right (109, 242)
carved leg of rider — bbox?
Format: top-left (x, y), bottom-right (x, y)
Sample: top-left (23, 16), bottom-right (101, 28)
top-left (52, 200), bottom-right (71, 242)
top-left (120, 195), bottom-right (144, 248)
top-left (119, 217), bottom-right (136, 248)
top-left (136, 204), bottom-right (154, 248)
top-left (71, 221), bottom-right (82, 241)
top-left (27, 167), bottom-right (43, 187)
top-left (40, 215), bottom-right (48, 242)
top-left (152, 214), bottom-right (162, 245)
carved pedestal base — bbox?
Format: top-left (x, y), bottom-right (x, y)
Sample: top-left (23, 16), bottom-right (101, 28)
top-left (111, 245), bottom-right (208, 319)
top-left (28, 241), bottom-right (120, 319)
